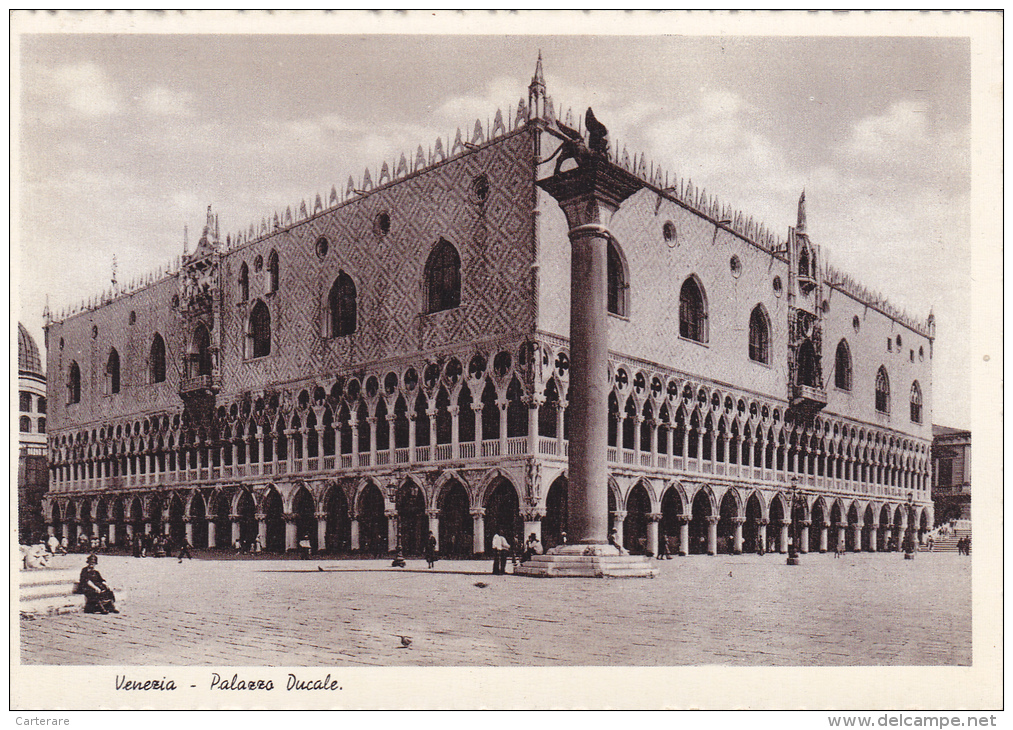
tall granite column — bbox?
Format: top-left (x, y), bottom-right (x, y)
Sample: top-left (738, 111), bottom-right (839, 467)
top-left (538, 154), bottom-right (641, 548)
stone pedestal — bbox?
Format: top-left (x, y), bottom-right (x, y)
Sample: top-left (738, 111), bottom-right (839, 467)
top-left (514, 543), bottom-right (658, 578)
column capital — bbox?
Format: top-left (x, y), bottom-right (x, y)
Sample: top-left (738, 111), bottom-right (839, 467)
top-left (282, 512), bottom-right (299, 523)
top-left (469, 507), bottom-right (486, 518)
top-left (471, 403), bottom-right (484, 413)
top-left (800, 520), bottom-right (812, 527)
top-left (447, 406), bottom-right (460, 417)
top-left (522, 509), bottom-right (545, 522)
top-left (705, 516), bottom-right (720, 525)
top-left (677, 515), bottom-right (691, 524)
top-left (314, 511), bottom-right (328, 520)
top-left (731, 516), bottom-right (746, 525)
top-left (611, 510), bottom-right (627, 521)
top-left (366, 416), bottom-right (377, 425)
top-left (757, 518), bottom-right (770, 526)
top-left (779, 519), bottom-right (791, 527)
top-left (205, 515), bottom-right (216, 523)
top-left (647, 512), bottom-right (663, 522)
top-left (254, 512), bottom-right (267, 521)
top-left (425, 509), bottom-right (441, 519)
top-left (384, 509), bottom-right (398, 519)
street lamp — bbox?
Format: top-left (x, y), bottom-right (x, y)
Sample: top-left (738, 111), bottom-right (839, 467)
top-left (787, 475), bottom-right (801, 566)
top-left (904, 492), bottom-right (916, 560)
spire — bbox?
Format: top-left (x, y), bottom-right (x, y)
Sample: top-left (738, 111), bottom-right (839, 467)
top-left (183, 224), bottom-right (189, 254)
top-left (797, 190), bottom-right (807, 235)
top-left (111, 255), bottom-right (118, 290)
top-left (528, 51), bottom-right (548, 121)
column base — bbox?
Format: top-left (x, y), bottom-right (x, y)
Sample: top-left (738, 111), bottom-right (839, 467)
top-left (514, 544), bottom-right (659, 578)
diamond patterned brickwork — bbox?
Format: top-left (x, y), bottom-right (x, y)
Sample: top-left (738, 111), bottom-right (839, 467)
top-left (536, 186), bottom-right (932, 443)
top-left (216, 130), bottom-right (536, 399)
top-left (46, 276), bottom-right (188, 434)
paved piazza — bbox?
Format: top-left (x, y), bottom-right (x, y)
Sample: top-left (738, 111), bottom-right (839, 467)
top-left (20, 552), bottom-right (970, 667)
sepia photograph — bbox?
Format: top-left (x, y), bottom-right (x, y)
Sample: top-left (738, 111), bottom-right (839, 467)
top-left (11, 10), bottom-right (1001, 711)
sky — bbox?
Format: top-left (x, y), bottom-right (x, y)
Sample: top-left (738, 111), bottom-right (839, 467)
top-left (14, 20), bottom-right (975, 428)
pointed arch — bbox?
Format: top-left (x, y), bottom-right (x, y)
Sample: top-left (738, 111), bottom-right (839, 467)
top-left (328, 271), bottom-right (357, 337)
top-left (679, 275), bottom-right (708, 343)
top-left (67, 361), bottom-right (81, 404)
top-left (150, 333), bottom-right (167, 384)
top-left (106, 348), bottom-right (121, 394)
top-left (607, 238), bottom-right (629, 317)
top-left (267, 249), bottom-right (280, 293)
top-left (425, 238), bottom-right (461, 313)
top-left (875, 366), bottom-right (890, 413)
top-left (248, 300), bottom-right (271, 358)
top-left (909, 380), bottom-right (923, 423)
top-left (748, 304), bottom-right (770, 364)
top-left (238, 261), bottom-right (249, 302)
top-left (835, 339), bottom-right (852, 391)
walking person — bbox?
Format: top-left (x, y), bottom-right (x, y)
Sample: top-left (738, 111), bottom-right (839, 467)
top-left (491, 530), bottom-right (510, 575)
top-left (177, 539), bottom-right (193, 562)
top-left (425, 531), bottom-right (438, 569)
top-left (298, 536), bottom-right (312, 560)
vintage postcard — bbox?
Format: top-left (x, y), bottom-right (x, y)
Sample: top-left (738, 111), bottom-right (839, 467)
top-left (10, 10), bottom-right (1002, 712)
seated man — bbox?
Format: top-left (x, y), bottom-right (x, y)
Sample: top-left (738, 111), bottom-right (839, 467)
top-left (521, 533), bottom-right (543, 563)
top-left (77, 554), bottom-right (118, 614)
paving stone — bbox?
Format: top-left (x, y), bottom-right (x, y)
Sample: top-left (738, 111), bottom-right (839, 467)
top-left (19, 552), bottom-right (970, 666)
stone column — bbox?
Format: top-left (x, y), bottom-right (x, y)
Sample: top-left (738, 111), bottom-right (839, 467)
top-left (732, 516), bottom-right (744, 554)
top-left (385, 509), bottom-right (398, 552)
top-left (799, 520), bottom-right (810, 554)
top-left (256, 513), bottom-right (267, 551)
top-left (647, 512), bottom-right (662, 556)
top-left (284, 514), bottom-right (298, 552)
top-left (757, 519), bottom-right (768, 554)
top-left (350, 422), bottom-right (360, 460)
top-left (527, 397), bottom-right (541, 454)
top-left (387, 415), bottom-right (397, 462)
top-left (471, 508), bottom-right (486, 554)
top-left (611, 510), bottom-right (627, 547)
top-left (665, 424), bottom-right (674, 461)
top-left (93, 522), bottom-right (100, 538)
top-left (207, 519), bottom-right (217, 548)
top-left (497, 400), bottom-right (509, 448)
top-left (648, 419), bottom-right (658, 467)
top-left (633, 415), bottom-right (644, 459)
top-left (350, 517), bottom-right (360, 551)
top-left (678, 515), bottom-right (690, 556)
top-left (555, 401), bottom-right (566, 453)
top-left (818, 522), bottom-right (828, 552)
top-left (184, 517), bottom-right (193, 547)
top-left (367, 416), bottom-right (377, 467)
top-left (473, 404), bottom-right (485, 444)
top-left (407, 414), bottom-right (417, 463)
top-left (125, 523), bottom-right (134, 542)
top-left (779, 519), bottom-right (790, 553)
top-left (316, 512), bottom-right (328, 553)
top-left (852, 521), bottom-right (863, 552)
top-left (427, 509), bottom-right (440, 546)
top-left (449, 407), bottom-right (460, 459)
top-left (230, 517), bottom-right (241, 547)
top-left (837, 525), bottom-right (847, 552)
top-left (706, 516), bottom-right (719, 555)
top-left (869, 525), bottom-right (878, 552)
top-left (108, 522), bottom-right (117, 547)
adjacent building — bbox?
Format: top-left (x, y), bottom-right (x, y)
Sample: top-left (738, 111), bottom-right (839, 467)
top-left (18, 322), bottom-right (48, 542)
top-left (41, 60), bottom-right (935, 557)
top-left (931, 424), bottom-right (971, 525)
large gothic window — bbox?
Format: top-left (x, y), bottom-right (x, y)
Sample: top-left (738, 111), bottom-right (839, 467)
top-left (607, 240), bottom-right (628, 317)
top-left (68, 361), bottom-right (81, 404)
top-left (328, 272), bottom-right (357, 337)
top-left (797, 340), bottom-right (819, 387)
top-left (425, 239), bottom-right (461, 313)
top-left (875, 366), bottom-right (890, 413)
top-left (193, 325), bottom-right (212, 376)
top-left (679, 276), bottom-right (707, 343)
top-left (910, 381), bottom-right (923, 423)
top-left (835, 339), bottom-right (852, 391)
top-left (238, 262), bottom-right (250, 302)
top-left (249, 301), bottom-right (271, 358)
top-left (748, 305), bottom-right (770, 364)
top-left (106, 348), bottom-right (121, 394)
top-left (150, 333), bottom-right (167, 383)
top-left (268, 250), bottom-right (280, 293)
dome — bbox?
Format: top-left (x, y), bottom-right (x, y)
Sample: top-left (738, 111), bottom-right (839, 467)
top-left (18, 322), bottom-right (43, 377)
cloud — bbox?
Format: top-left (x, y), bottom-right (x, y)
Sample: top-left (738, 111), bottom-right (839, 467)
top-left (47, 63), bottom-right (119, 117)
top-left (141, 85), bottom-right (194, 117)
